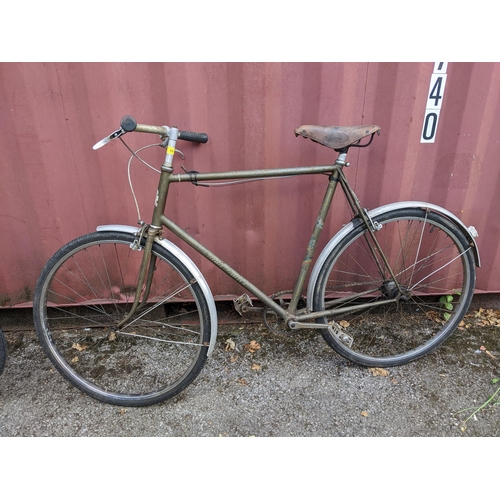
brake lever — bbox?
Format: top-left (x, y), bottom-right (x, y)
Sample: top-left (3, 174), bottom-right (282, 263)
top-left (92, 128), bottom-right (125, 150)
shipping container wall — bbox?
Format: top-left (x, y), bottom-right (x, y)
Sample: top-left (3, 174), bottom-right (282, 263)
top-left (1, 62), bottom-right (499, 307)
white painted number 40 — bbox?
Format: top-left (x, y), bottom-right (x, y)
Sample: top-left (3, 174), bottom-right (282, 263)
top-left (421, 63), bottom-right (448, 143)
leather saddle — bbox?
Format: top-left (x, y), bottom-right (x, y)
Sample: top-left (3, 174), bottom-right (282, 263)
top-left (295, 124), bottom-right (381, 150)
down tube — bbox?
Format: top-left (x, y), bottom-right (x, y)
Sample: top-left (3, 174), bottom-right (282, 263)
top-left (160, 215), bottom-right (289, 319)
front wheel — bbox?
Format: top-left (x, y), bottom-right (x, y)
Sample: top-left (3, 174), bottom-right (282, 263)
top-left (33, 231), bottom-right (212, 406)
top-left (312, 208), bottom-right (476, 367)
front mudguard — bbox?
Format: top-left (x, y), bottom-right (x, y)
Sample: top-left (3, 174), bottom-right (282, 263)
top-left (306, 202), bottom-right (480, 313)
top-left (97, 224), bottom-right (218, 356)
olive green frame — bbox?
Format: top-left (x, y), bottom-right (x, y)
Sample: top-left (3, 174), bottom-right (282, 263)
top-left (118, 128), bottom-right (398, 330)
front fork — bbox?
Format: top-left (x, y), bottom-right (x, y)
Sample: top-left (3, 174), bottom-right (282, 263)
top-left (117, 128), bottom-right (179, 329)
top-left (116, 226), bottom-right (160, 329)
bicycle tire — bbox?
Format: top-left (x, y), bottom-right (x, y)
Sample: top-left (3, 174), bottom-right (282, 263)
top-left (0, 327), bottom-right (6, 376)
top-left (312, 208), bottom-right (476, 367)
top-left (33, 231), bottom-right (212, 406)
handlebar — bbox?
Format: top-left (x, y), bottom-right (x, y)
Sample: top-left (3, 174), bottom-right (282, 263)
top-left (120, 115), bottom-right (209, 143)
top-left (93, 115), bottom-right (208, 150)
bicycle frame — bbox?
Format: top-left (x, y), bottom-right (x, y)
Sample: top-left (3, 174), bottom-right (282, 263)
top-left (115, 124), bottom-right (394, 331)
top-left (116, 128), bottom-right (479, 332)
top-left (160, 165), bottom-right (341, 319)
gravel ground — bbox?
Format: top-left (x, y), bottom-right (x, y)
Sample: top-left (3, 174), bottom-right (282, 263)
top-left (0, 297), bottom-right (499, 438)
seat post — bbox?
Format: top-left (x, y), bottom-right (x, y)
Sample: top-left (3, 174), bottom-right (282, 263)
top-left (334, 149), bottom-right (350, 167)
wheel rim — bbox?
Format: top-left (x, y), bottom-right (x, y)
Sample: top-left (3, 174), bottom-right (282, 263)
top-left (38, 234), bottom-right (208, 402)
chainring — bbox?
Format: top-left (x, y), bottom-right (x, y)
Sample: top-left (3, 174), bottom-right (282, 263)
top-left (263, 290), bottom-right (307, 334)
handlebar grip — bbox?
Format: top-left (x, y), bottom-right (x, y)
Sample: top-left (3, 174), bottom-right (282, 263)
top-left (178, 130), bottom-right (209, 143)
top-left (120, 115), bottom-right (137, 132)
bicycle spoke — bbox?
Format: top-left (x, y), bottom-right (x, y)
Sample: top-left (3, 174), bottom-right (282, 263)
top-left (410, 247), bottom-right (470, 291)
top-left (120, 282), bottom-right (194, 330)
top-left (49, 281), bottom-right (119, 321)
top-left (116, 329), bottom-right (204, 347)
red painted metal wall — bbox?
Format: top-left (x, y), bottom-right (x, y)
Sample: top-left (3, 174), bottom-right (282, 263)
top-left (1, 62), bottom-right (498, 307)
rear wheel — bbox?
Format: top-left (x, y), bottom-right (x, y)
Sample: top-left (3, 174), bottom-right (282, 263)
top-left (33, 231), bottom-right (212, 406)
top-left (312, 208), bottom-right (476, 366)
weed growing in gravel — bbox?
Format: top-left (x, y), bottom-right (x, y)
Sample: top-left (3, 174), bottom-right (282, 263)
top-left (439, 294), bottom-right (455, 321)
top-left (458, 377), bottom-right (500, 432)
top-left (439, 292), bottom-right (461, 321)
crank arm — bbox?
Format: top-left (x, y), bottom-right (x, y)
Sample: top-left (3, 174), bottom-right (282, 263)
top-left (288, 321), bottom-right (327, 330)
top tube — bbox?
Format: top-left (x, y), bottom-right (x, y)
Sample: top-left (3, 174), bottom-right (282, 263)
top-left (170, 164), bottom-right (339, 183)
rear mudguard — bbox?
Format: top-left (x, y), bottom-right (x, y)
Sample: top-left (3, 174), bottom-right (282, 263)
top-left (97, 224), bottom-right (218, 356)
top-left (306, 201), bottom-right (480, 313)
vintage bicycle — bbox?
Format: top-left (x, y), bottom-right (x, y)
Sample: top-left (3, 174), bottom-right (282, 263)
top-left (33, 116), bottom-right (480, 406)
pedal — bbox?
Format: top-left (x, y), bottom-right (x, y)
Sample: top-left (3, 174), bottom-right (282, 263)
top-left (233, 294), bottom-right (253, 315)
top-left (328, 321), bottom-right (353, 348)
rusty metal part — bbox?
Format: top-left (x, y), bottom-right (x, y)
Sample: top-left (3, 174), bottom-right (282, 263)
top-left (294, 124), bottom-right (381, 150)
top-left (263, 290), bottom-right (307, 334)
top-left (233, 293), bottom-right (254, 315)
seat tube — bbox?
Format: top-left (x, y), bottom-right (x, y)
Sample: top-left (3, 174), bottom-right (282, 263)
top-left (288, 168), bottom-right (340, 313)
